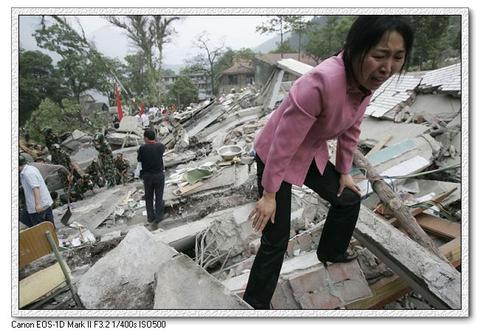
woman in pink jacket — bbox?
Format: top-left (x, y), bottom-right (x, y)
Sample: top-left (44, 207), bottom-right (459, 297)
top-left (244, 16), bottom-right (414, 309)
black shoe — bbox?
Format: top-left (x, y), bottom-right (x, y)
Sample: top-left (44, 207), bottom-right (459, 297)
top-left (146, 222), bottom-right (158, 231)
top-left (317, 251), bottom-right (358, 265)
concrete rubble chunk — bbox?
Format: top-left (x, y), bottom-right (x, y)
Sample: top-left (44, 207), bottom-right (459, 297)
top-left (77, 226), bottom-right (177, 309)
top-left (360, 117), bottom-right (429, 148)
top-left (70, 147), bottom-right (99, 170)
top-left (153, 253), bottom-right (252, 309)
top-left (352, 136), bottom-right (442, 196)
top-left (198, 203), bottom-right (258, 268)
top-left (59, 182), bottom-right (140, 232)
top-left (118, 115), bottom-right (143, 136)
top-left (223, 252), bottom-right (372, 309)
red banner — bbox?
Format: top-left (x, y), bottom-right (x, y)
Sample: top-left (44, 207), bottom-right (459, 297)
top-left (115, 84), bottom-right (123, 121)
top-left (140, 101), bottom-right (144, 116)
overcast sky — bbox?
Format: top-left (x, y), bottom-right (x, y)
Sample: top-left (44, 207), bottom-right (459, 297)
top-left (19, 15), bottom-right (274, 67)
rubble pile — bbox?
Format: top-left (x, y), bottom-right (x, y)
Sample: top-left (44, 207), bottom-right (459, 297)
top-left (18, 59), bottom-right (462, 311)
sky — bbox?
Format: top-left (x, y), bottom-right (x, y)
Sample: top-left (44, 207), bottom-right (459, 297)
top-left (19, 15), bottom-right (275, 67)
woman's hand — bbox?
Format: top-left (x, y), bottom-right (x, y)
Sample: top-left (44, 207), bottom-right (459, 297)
top-left (338, 173), bottom-right (362, 197)
top-left (249, 191), bottom-right (276, 232)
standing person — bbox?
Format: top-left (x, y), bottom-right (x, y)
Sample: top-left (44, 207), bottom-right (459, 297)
top-left (243, 16), bottom-right (414, 309)
top-left (19, 155), bottom-right (55, 227)
top-left (137, 129), bottom-right (165, 231)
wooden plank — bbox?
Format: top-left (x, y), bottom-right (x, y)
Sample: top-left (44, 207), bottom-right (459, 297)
top-left (387, 188), bottom-right (458, 224)
top-left (19, 222), bottom-right (58, 268)
top-left (19, 262), bottom-right (67, 308)
top-left (365, 134), bottom-right (393, 158)
top-left (347, 236), bottom-right (460, 309)
top-left (415, 213), bottom-right (460, 240)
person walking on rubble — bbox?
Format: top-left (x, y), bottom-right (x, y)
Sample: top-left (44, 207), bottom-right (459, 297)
top-left (137, 129), bottom-right (165, 231)
top-left (243, 16), bottom-right (414, 309)
top-left (19, 155), bottom-right (55, 227)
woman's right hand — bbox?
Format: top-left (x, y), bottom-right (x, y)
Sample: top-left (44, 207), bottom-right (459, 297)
top-left (249, 191), bottom-right (276, 233)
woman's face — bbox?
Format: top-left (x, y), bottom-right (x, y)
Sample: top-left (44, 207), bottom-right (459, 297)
top-left (353, 31), bottom-right (406, 91)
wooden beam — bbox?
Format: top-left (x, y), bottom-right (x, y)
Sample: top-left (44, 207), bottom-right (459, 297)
top-left (415, 213), bottom-right (460, 240)
top-left (353, 149), bottom-right (448, 262)
top-left (353, 206), bottom-right (461, 309)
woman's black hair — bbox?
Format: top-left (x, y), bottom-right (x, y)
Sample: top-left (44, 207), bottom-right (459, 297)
top-left (343, 16), bottom-right (414, 82)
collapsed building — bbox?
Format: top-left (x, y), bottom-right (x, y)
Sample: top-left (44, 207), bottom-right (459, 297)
top-left (17, 59), bottom-right (462, 312)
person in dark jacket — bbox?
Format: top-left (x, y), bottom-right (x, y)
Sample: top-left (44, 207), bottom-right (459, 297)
top-left (137, 129), bottom-right (165, 231)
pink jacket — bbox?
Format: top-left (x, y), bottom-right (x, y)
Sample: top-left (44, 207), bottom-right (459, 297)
top-left (254, 54), bottom-right (372, 193)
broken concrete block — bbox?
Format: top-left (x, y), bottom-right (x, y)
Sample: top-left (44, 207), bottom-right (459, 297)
top-left (223, 252), bottom-right (371, 309)
top-left (272, 253), bottom-right (372, 309)
top-left (77, 227), bottom-right (177, 309)
top-left (198, 203), bottom-right (258, 268)
top-left (70, 147), bottom-right (99, 170)
top-left (118, 115), bottom-right (143, 135)
top-left (153, 254), bottom-right (252, 309)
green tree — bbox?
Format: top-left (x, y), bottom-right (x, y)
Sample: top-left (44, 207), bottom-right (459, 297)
top-left (106, 16), bottom-right (180, 104)
top-left (167, 76), bottom-right (198, 107)
top-left (33, 16), bottom-right (116, 102)
top-left (285, 16), bottom-right (309, 58)
top-left (304, 16), bottom-right (355, 63)
top-left (180, 63), bottom-right (207, 76)
top-left (123, 52), bottom-right (148, 97)
top-left (25, 99), bottom-right (76, 143)
top-left (256, 16), bottom-right (291, 58)
top-left (407, 16), bottom-right (451, 69)
top-left (19, 49), bottom-right (69, 125)
top-left (272, 42), bottom-right (296, 54)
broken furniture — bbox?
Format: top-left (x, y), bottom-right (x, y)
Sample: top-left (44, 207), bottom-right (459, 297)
top-left (19, 222), bottom-right (82, 309)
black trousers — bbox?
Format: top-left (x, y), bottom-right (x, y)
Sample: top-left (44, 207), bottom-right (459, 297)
top-left (243, 155), bottom-right (361, 309)
top-left (142, 172), bottom-right (165, 223)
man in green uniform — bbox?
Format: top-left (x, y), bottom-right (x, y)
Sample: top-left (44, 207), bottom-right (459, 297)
top-left (114, 153), bottom-right (130, 185)
top-left (93, 133), bottom-right (116, 188)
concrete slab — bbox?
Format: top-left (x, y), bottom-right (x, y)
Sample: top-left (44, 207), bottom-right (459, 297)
top-left (78, 227), bottom-right (177, 309)
top-left (354, 206), bottom-right (461, 309)
top-left (277, 58), bottom-right (313, 77)
top-left (118, 115), bottom-right (143, 135)
top-left (409, 94), bottom-right (460, 125)
top-left (61, 183), bottom-right (139, 231)
top-left (359, 117), bottom-right (429, 148)
top-left (70, 147), bottom-right (99, 170)
top-left (153, 254), bottom-right (252, 309)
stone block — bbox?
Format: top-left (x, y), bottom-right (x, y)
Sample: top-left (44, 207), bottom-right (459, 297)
top-left (154, 254), bottom-right (252, 309)
top-left (78, 227), bottom-right (176, 309)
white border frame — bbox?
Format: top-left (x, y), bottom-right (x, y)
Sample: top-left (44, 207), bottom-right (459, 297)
top-left (11, 7), bottom-right (469, 318)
